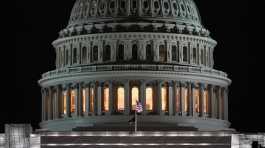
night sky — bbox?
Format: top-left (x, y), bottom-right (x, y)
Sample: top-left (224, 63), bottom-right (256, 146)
top-left (9, 0), bottom-right (263, 133)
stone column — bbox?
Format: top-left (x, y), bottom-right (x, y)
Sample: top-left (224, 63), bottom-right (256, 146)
top-left (85, 83), bottom-right (90, 116)
top-left (157, 81), bottom-right (162, 115)
top-left (41, 88), bottom-right (45, 121)
top-left (92, 83), bottom-right (97, 116)
top-left (191, 83), bottom-right (197, 117)
top-left (208, 85), bottom-right (214, 118)
top-left (224, 87), bottom-right (229, 120)
top-left (175, 82), bottom-right (181, 115)
top-left (56, 85), bottom-right (62, 118)
top-left (48, 87), bottom-right (53, 120)
top-left (98, 41), bottom-right (103, 63)
top-left (78, 83), bottom-right (83, 116)
top-left (108, 81), bottom-right (113, 115)
top-left (125, 40), bottom-right (132, 60)
top-left (167, 41), bottom-right (172, 63)
top-left (87, 44), bottom-right (91, 64)
top-left (53, 88), bottom-right (57, 119)
top-left (179, 42), bottom-right (183, 63)
top-left (180, 82), bottom-right (186, 116)
top-left (66, 84), bottom-right (71, 118)
top-left (218, 86), bottom-right (223, 119)
top-left (199, 83), bottom-right (205, 117)
top-left (97, 82), bottom-right (103, 116)
top-left (139, 41), bottom-right (146, 61)
top-left (110, 40), bottom-right (117, 62)
top-left (154, 40), bottom-right (159, 62)
top-left (188, 82), bottom-right (193, 116)
top-left (140, 80), bottom-right (147, 115)
top-left (124, 81), bottom-right (130, 115)
top-left (172, 82), bottom-right (177, 115)
top-left (168, 81), bottom-right (174, 116)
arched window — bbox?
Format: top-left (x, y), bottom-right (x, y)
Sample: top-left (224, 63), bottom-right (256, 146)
top-left (82, 89), bottom-right (86, 113)
top-left (183, 46), bottom-right (188, 62)
top-left (194, 88), bottom-right (200, 113)
top-left (71, 90), bottom-right (76, 113)
top-left (89, 88), bottom-right (94, 112)
top-left (175, 87), bottom-right (181, 113)
top-left (161, 86), bottom-right (168, 111)
top-left (117, 44), bottom-right (124, 61)
top-left (92, 46), bottom-right (98, 62)
top-left (131, 87), bottom-right (139, 110)
top-left (103, 87), bottom-right (109, 111)
top-left (73, 48), bottom-right (78, 64)
top-left (117, 87), bottom-right (125, 111)
top-left (172, 45), bottom-right (177, 61)
top-left (146, 44), bottom-right (153, 62)
top-left (132, 44), bottom-right (138, 60)
top-left (159, 45), bottom-right (167, 62)
top-left (82, 47), bottom-right (87, 64)
top-left (183, 86), bottom-right (188, 112)
top-left (146, 87), bottom-right (153, 111)
top-left (204, 89), bottom-right (209, 114)
top-left (103, 45), bottom-right (111, 62)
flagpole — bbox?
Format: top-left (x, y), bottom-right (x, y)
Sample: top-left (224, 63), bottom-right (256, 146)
top-left (135, 109), bottom-right (137, 132)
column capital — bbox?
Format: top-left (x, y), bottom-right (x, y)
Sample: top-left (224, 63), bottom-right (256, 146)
top-left (180, 81), bottom-right (187, 87)
top-left (168, 81), bottom-right (174, 87)
top-left (190, 82), bottom-right (196, 88)
top-left (98, 81), bottom-right (105, 87)
top-left (199, 83), bottom-right (206, 89)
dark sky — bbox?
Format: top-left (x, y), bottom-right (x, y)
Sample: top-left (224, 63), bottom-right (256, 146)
top-left (8, 0), bottom-right (263, 133)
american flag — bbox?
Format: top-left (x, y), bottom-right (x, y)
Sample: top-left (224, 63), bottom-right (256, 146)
top-left (136, 101), bottom-right (143, 113)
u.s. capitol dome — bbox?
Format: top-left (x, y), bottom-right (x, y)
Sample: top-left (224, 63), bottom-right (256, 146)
top-left (39, 0), bottom-right (231, 131)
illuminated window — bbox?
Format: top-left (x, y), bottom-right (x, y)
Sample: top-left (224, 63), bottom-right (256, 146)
top-left (103, 87), bottom-right (109, 111)
top-left (159, 45), bottom-right (167, 62)
top-left (117, 87), bottom-right (125, 111)
top-left (63, 92), bottom-right (67, 114)
top-left (131, 87), bottom-right (139, 110)
top-left (146, 87), bottom-right (153, 111)
top-left (161, 86), bottom-right (168, 111)
top-left (183, 87), bottom-right (188, 112)
top-left (82, 89), bottom-right (86, 113)
top-left (204, 89), bottom-right (209, 113)
top-left (194, 88), bottom-right (200, 113)
top-left (89, 88), bottom-right (94, 112)
top-left (175, 87), bottom-right (180, 112)
top-left (71, 90), bottom-right (76, 113)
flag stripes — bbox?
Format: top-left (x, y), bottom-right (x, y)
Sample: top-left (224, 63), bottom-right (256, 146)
top-left (136, 101), bottom-right (143, 113)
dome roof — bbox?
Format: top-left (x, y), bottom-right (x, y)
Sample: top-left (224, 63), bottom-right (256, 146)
top-left (68, 0), bottom-right (202, 28)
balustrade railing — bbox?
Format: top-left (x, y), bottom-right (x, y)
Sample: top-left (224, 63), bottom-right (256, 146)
top-left (42, 64), bottom-right (228, 79)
